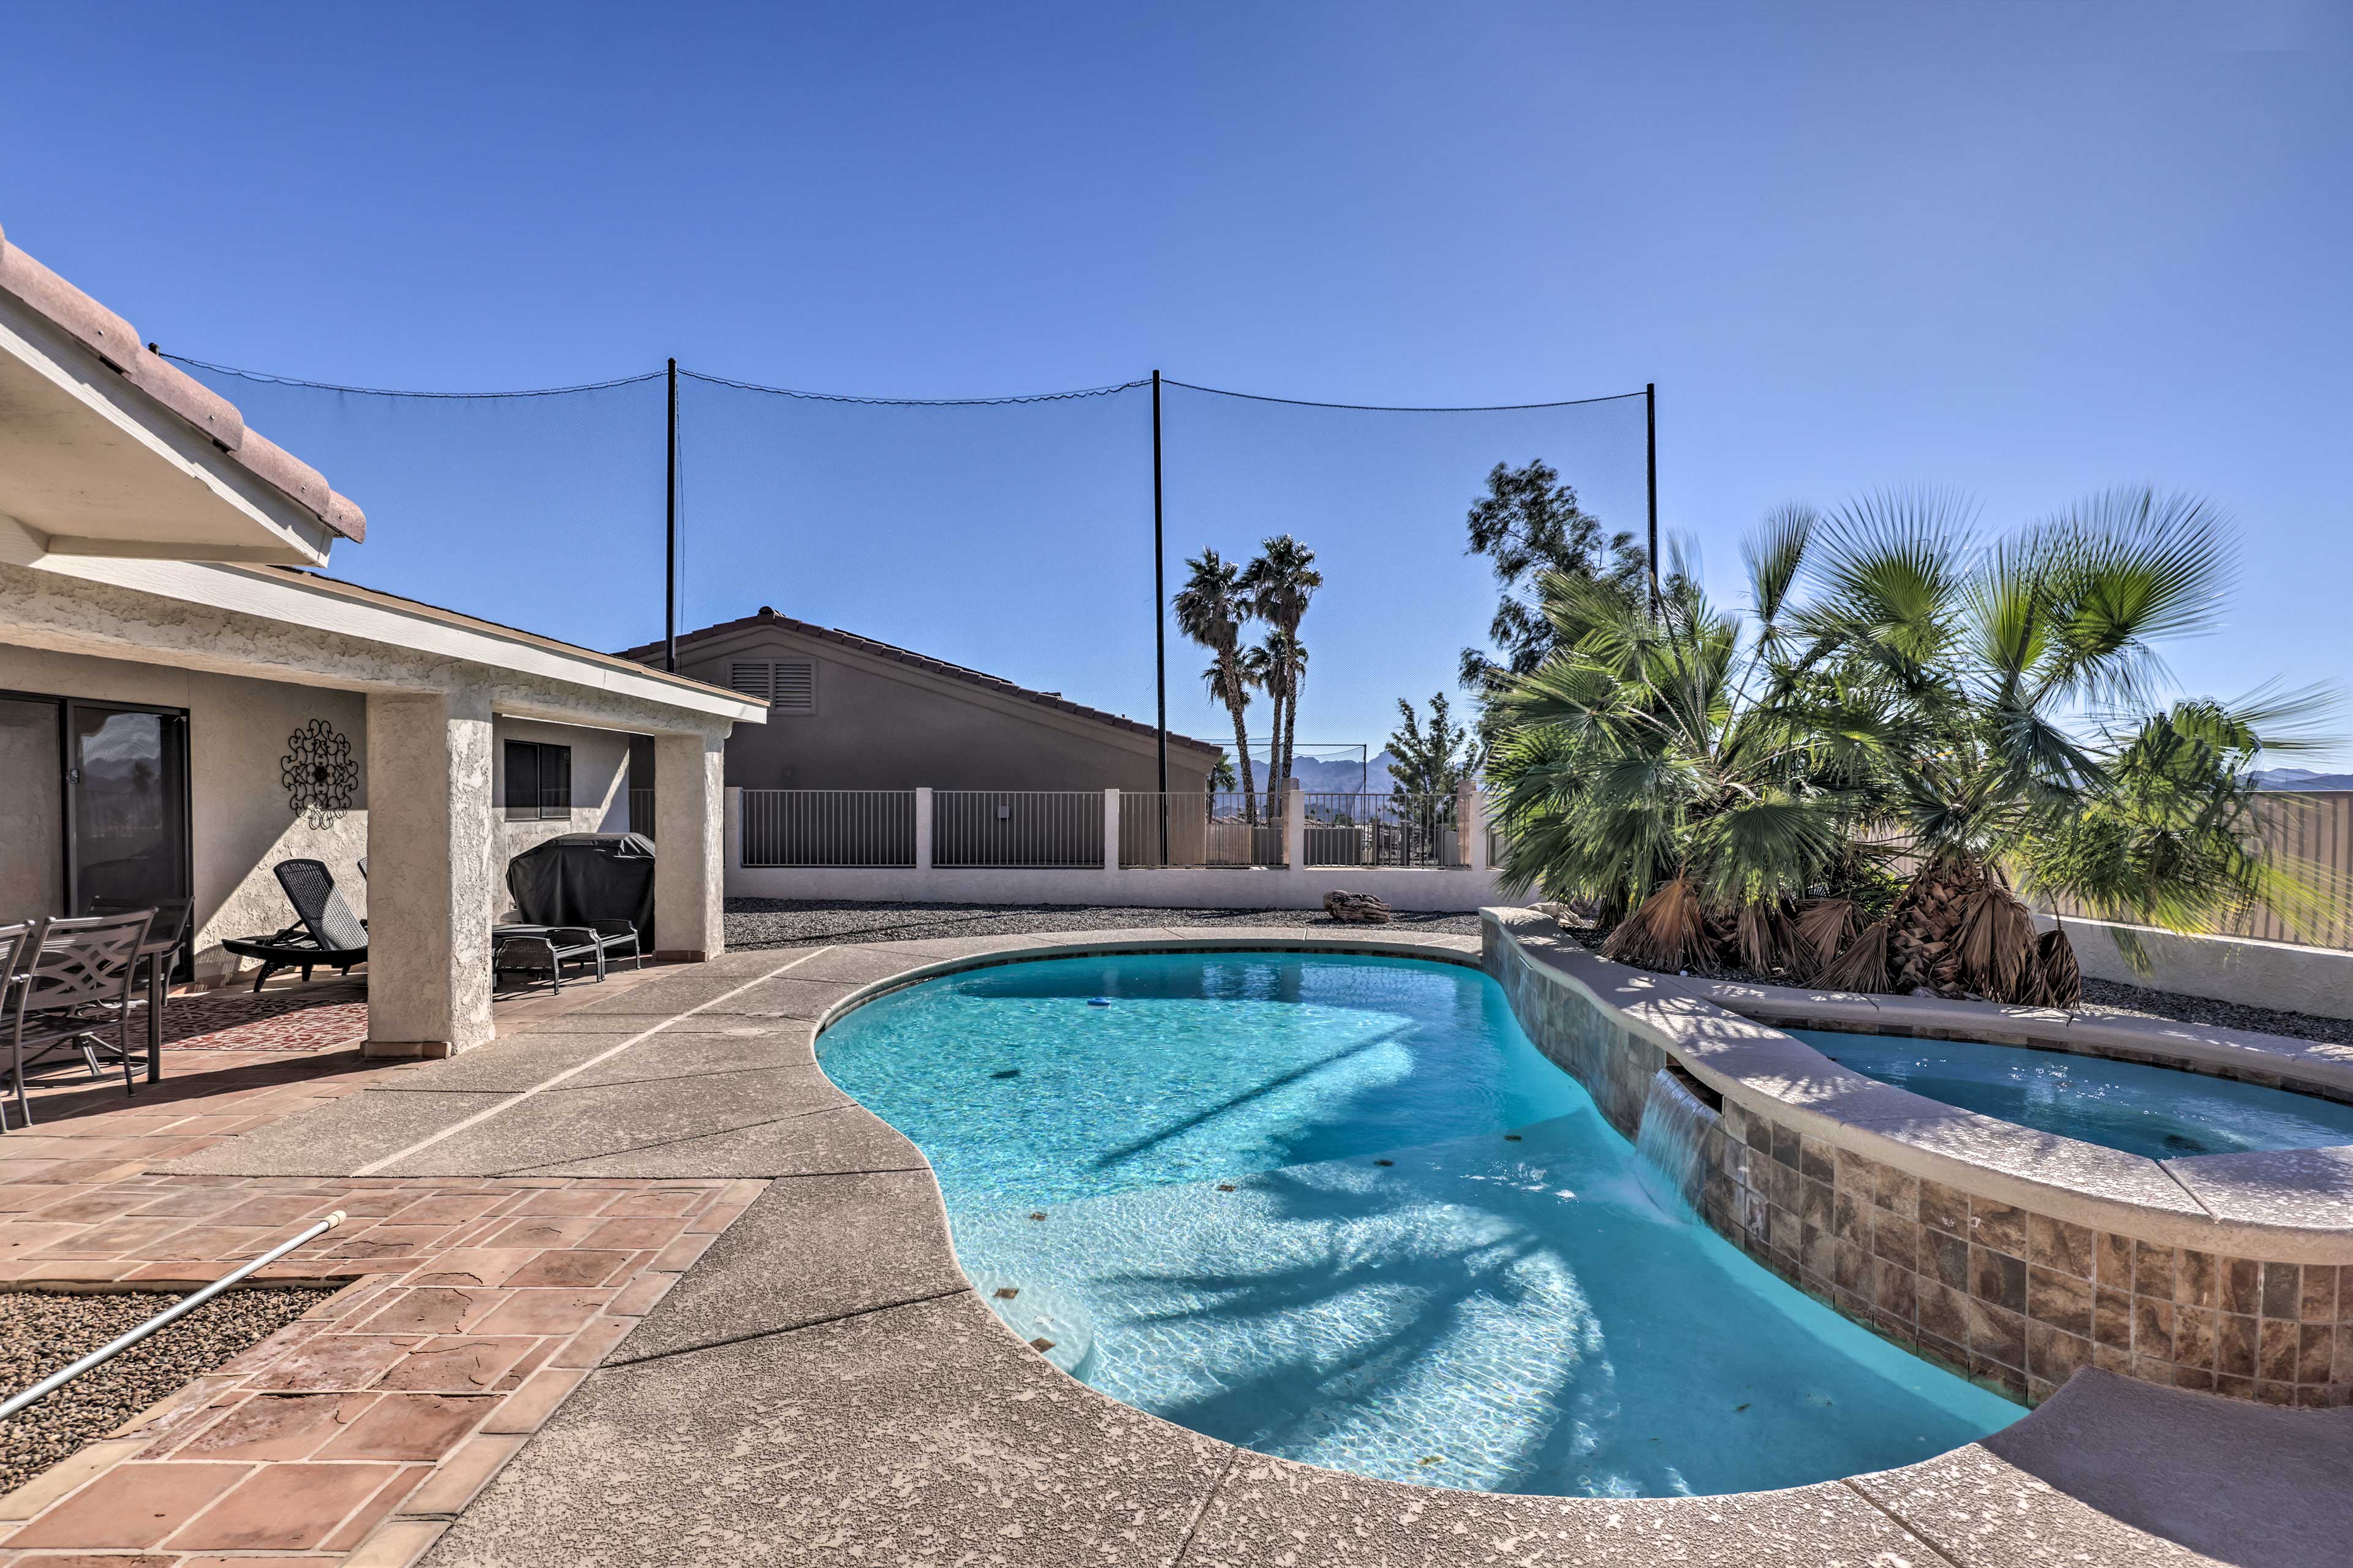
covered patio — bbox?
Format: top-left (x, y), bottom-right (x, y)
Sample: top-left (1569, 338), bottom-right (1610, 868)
top-left (0, 228), bottom-right (763, 1064)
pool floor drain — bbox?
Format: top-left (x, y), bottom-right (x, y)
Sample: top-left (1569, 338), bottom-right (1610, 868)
top-left (993, 1286), bottom-right (1020, 1300)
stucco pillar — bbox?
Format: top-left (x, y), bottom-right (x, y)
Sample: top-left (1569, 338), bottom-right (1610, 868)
top-left (654, 731), bottom-right (726, 961)
top-left (1283, 779), bottom-right (1306, 871)
top-left (724, 787), bottom-right (743, 884)
top-left (914, 787), bottom-right (934, 872)
top-left (1102, 789), bottom-right (1120, 872)
top-left (1459, 782), bottom-right (1487, 874)
top-left (365, 686), bottom-right (495, 1058)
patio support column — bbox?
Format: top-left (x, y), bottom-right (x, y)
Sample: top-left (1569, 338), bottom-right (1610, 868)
top-left (1102, 789), bottom-right (1119, 873)
top-left (654, 730), bottom-right (726, 960)
top-left (914, 787), bottom-right (933, 873)
top-left (1283, 779), bottom-right (1306, 871)
top-left (365, 685), bottom-right (496, 1058)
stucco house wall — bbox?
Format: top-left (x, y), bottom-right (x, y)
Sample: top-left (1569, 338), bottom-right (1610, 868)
top-left (0, 643), bottom-right (369, 981)
top-left (0, 643), bottom-right (650, 974)
top-left (628, 614), bottom-right (1222, 794)
top-left (488, 716), bottom-right (636, 918)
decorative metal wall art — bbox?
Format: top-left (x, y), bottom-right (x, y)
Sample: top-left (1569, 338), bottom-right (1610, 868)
top-left (282, 719), bottom-right (358, 828)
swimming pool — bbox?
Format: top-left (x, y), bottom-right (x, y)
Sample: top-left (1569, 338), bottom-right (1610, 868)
top-left (817, 952), bottom-right (2017, 1497)
top-left (1792, 1029), bottom-right (2353, 1161)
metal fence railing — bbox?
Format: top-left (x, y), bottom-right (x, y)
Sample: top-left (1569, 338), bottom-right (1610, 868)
top-left (740, 789), bottom-right (917, 868)
top-left (934, 790), bottom-right (1105, 868)
top-left (2039, 790), bottom-right (2353, 953)
top-left (627, 787), bottom-right (656, 836)
top-left (1118, 792), bottom-right (1286, 868)
top-left (1302, 793), bottom-right (1464, 869)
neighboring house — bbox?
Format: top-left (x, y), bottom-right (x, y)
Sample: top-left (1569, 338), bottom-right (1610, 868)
top-left (618, 608), bottom-right (1224, 793)
top-left (0, 225), bottom-right (764, 1056)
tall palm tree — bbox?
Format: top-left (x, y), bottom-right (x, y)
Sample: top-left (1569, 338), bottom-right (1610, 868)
top-left (1240, 536), bottom-right (1322, 789)
top-left (1175, 548), bottom-right (1259, 824)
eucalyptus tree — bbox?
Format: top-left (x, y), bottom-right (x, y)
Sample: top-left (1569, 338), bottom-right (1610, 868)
top-left (1459, 459), bottom-right (1647, 704)
top-left (1175, 548), bottom-right (1259, 824)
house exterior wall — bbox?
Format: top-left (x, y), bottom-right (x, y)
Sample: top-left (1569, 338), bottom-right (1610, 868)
top-left (0, 644), bottom-right (648, 974)
top-left (669, 627), bottom-right (1217, 793)
top-left (488, 716), bottom-right (635, 919)
top-left (0, 643), bottom-right (369, 981)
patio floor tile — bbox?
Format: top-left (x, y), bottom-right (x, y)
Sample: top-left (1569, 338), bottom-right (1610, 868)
top-left (165, 1460), bottom-right (404, 1551)
top-left (5, 1461), bottom-right (252, 1549)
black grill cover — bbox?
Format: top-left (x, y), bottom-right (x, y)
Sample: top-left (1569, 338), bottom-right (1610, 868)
top-left (506, 833), bottom-right (655, 936)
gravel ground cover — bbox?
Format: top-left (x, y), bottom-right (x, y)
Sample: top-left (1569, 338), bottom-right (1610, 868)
top-left (724, 899), bottom-right (1481, 952)
top-left (0, 1285), bottom-right (333, 1495)
top-left (1537, 909), bottom-right (2353, 1048)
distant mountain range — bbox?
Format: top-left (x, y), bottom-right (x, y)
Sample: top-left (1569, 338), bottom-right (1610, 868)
top-left (2249, 768), bottom-right (2353, 792)
top-left (1241, 751), bottom-right (1400, 796)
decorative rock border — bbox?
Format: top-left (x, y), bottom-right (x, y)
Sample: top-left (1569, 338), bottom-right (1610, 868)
top-left (1481, 907), bottom-right (2353, 1408)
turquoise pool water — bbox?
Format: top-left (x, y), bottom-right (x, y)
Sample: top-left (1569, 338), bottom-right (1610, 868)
top-left (1793, 1028), bottom-right (2353, 1161)
top-left (816, 952), bottom-right (2018, 1497)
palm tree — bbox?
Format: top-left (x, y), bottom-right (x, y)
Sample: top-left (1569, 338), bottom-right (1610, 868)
top-left (1175, 548), bottom-right (1259, 824)
top-left (1486, 520), bottom-right (1876, 972)
top-left (1240, 536), bottom-right (1321, 788)
top-left (1487, 489), bottom-right (2330, 1005)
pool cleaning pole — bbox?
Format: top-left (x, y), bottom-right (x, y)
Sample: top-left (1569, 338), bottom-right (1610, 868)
top-left (0, 1213), bottom-right (344, 1422)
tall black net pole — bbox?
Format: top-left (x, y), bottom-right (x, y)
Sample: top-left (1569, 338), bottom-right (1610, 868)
top-left (1152, 368), bottom-right (1169, 863)
top-left (1645, 381), bottom-right (1660, 619)
top-left (665, 357), bottom-right (680, 673)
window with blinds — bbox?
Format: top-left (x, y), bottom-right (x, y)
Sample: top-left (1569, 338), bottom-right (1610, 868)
top-left (729, 659), bottom-right (816, 713)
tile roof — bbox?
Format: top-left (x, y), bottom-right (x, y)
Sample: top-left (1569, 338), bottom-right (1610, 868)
top-left (618, 608), bottom-right (1224, 754)
top-left (0, 224), bottom-right (365, 542)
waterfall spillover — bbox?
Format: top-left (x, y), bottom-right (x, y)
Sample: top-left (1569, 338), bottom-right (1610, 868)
top-left (1634, 1067), bottom-right (1718, 1222)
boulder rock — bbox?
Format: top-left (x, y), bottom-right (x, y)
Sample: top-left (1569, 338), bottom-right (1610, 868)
top-left (1323, 891), bottom-right (1393, 925)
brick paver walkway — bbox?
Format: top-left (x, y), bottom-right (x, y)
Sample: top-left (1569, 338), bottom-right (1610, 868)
top-left (0, 968), bottom-right (760, 1568)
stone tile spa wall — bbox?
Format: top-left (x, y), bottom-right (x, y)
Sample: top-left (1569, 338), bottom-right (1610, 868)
top-left (1480, 911), bottom-right (2353, 1409)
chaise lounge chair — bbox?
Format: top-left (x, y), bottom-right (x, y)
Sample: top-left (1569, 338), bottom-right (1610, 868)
top-left (220, 860), bottom-right (369, 992)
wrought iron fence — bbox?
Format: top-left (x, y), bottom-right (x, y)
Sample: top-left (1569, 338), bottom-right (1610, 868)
top-left (1118, 792), bottom-right (1286, 868)
top-left (934, 790), bottom-right (1105, 868)
top-left (740, 789), bottom-right (917, 868)
top-left (1302, 792), bottom-right (1463, 869)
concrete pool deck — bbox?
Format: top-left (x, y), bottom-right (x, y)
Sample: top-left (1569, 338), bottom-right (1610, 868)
top-left (10, 926), bottom-right (2352, 1565)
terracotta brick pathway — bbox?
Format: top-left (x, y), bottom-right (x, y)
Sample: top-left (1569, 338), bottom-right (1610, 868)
top-left (0, 970), bottom-right (760, 1568)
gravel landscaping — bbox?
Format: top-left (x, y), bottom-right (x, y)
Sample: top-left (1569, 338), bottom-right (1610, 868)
top-left (1534, 907), bottom-right (2353, 1049)
top-left (724, 898), bottom-right (1481, 952)
top-left (1, 1285), bottom-right (333, 1495)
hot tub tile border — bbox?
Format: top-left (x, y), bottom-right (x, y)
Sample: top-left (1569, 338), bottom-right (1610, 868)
top-left (1480, 908), bottom-right (2353, 1410)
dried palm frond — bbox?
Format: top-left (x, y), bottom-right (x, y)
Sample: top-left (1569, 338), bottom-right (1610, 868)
top-left (1792, 898), bottom-right (1858, 977)
top-left (1734, 901), bottom-right (1801, 975)
top-left (1602, 876), bottom-right (1712, 973)
top-left (1816, 917), bottom-right (1892, 993)
top-left (2032, 924), bottom-right (2083, 1008)
top-left (1952, 881), bottom-right (2039, 1001)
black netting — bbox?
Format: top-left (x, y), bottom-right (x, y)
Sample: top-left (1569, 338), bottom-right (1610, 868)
top-left (176, 358), bottom-right (1650, 770)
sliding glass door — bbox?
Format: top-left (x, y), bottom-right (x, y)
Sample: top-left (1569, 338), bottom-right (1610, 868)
top-left (0, 692), bottom-right (190, 939)
top-left (0, 697), bottom-right (65, 925)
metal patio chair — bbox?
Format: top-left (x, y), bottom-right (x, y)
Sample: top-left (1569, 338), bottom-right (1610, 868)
top-left (219, 859), bottom-right (369, 993)
top-left (4, 909), bottom-right (153, 1131)
top-left (90, 896), bottom-right (193, 1084)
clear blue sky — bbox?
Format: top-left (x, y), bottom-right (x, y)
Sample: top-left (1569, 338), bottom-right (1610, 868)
top-left (7, 2), bottom-right (2348, 761)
